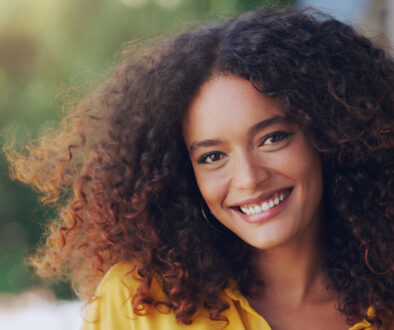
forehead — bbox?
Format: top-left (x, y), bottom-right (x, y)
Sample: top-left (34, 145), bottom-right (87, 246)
top-left (182, 75), bottom-right (285, 143)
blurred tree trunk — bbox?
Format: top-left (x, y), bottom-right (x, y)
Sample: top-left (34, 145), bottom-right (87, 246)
top-left (364, 0), bottom-right (386, 33)
top-left (363, 0), bottom-right (393, 51)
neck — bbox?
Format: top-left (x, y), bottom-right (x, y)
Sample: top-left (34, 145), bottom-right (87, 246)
top-left (250, 214), bottom-right (333, 307)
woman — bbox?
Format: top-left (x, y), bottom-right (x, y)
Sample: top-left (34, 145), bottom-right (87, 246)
top-left (4, 7), bottom-right (393, 329)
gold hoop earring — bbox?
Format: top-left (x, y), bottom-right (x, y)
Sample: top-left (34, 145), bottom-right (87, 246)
top-left (200, 206), bottom-right (226, 233)
top-left (201, 206), bottom-right (213, 227)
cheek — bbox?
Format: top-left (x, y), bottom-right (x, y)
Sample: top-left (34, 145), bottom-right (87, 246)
top-left (276, 135), bottom-right (323, 201)
top-left (194, 169), bottom-right (229, 209)
top-left (291, 140), bottom-right (323, 205)
top-left (288, 136), bottom-right (321, 179)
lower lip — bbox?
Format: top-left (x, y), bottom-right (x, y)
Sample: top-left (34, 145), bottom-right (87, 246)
top-left (236, 190), bottom-right (292, 224)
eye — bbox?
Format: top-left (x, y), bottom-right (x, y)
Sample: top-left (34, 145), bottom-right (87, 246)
top-left (197, 152), bottom-right (225, 164)
top-left (260, 131), bottom-right (294, 147)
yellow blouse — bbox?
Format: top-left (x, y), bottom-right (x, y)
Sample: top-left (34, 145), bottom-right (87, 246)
top-left (80, 263), bottom-right (385, 330)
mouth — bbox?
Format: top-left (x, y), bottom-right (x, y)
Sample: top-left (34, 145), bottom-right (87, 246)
top-left (234, 187), bottom-right (293, 216)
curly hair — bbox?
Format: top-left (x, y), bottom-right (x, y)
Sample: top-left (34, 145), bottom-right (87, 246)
top-left (4, 7), bottom-right (393, 327)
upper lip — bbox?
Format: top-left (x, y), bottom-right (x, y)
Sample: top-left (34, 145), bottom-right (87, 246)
top-left (230, 187), bottom-right (292, 207)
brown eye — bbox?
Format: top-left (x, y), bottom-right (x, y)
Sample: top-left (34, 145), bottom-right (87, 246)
top-left (198, 152), bottom-right (225, 164)
top-left (261, 131), bottom-right (294, 146)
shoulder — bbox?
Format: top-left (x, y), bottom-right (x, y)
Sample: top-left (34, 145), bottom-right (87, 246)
top-left (80, 263), bottom-right (224, 330)
top-left (95, 262), bottom-right (139, 298)
top-left (81, 262), bottom-right (142, 330)
top-left (93, 262), bottom-right (168, 307)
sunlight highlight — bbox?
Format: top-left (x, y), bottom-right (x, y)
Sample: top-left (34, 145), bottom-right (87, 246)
top-left (154, 0), bottom-right (182, 9)
top-left (120, 0), bottom-right (148, 8)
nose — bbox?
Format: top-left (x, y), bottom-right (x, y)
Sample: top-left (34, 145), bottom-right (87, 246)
top-left (232, 151), bottom-right (270, 190)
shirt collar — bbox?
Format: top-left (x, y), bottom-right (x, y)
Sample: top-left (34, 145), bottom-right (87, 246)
top-left (224, 279), bottom-right (378, 330)
top-left (224, 279), bottom-right (263, 320)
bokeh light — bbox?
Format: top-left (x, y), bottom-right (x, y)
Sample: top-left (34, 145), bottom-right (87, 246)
top-left (120, 0), bottom-right (148, 8)
top-left (154, 0), bottom-right (182, 9)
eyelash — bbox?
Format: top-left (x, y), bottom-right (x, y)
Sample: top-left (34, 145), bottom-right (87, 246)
top-left (197, 152), bottom-right (225, 164)
top-left (197, 131), bottom-right (294, 164)
top-left (260, 131), bottom-right (294, 146)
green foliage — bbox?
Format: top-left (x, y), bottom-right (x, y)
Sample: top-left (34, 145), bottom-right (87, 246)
top-left (0, 0), bottom-right (294, 299)
top-left (237, 0), bottom-right (295, 12)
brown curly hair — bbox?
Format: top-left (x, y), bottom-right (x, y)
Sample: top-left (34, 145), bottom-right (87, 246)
top-left (4, 7), bottom-right (393, 327)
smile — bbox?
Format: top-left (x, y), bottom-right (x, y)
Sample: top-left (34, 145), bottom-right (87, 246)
top-left (237, 188), bottom-right (293, 215)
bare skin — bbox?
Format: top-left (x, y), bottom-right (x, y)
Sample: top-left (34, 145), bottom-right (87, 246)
top-left (184, 76), bottom-right (364, 329)
top-left (246, 211), bottom-right (351, 330)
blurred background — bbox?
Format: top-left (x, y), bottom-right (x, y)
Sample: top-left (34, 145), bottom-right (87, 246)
top-left (0, 0), bottom-right (392, 329)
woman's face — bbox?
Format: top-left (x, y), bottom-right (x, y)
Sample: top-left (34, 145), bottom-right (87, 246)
top-left (182, 75), bottom-right (323, 250)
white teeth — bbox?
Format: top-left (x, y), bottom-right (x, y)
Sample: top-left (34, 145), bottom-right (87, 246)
top-left (239, 189), bottom-right (291, 215)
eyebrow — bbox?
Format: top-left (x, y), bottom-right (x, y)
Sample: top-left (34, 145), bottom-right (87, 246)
top-left (249, 115), bottom-right (292, 136)
top-left (189, 139), bottom-right (223, 154)
top-left (188, 115), bottom-right (292, 154)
